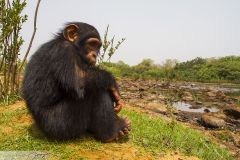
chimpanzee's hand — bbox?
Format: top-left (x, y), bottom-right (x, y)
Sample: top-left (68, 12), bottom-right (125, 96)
top-left (114, 99), bottom-right (124, 113)
top-left (109, 86), bottom-right (124, 114)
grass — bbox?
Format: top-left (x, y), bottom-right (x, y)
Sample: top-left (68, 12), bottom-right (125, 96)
top-left (0, 102), bottom-right (234, 160)
top-left (0, 93), bottom-right (22, 106)
top-left (215, 132), bottom-right (232, 142)
top-left (122, 110), bottom-right (233, 160)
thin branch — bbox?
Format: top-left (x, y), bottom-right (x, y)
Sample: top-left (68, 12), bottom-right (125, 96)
top-left (6, 0), bottom-right (11, 9)
top-left (19, 0), bottom-right (41, 71)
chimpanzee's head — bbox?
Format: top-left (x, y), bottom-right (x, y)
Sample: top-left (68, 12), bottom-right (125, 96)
top-left (63, 22), bottom-right (102, 65)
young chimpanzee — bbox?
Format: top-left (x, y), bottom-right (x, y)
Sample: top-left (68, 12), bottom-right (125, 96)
top-left (22, 22), bottom-right (130, 142)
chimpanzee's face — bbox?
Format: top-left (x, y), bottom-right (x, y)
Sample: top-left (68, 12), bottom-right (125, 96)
top-left (63, 23), bottom-right (102, 66)
top-left (83, 38), bottom-right (102, 65)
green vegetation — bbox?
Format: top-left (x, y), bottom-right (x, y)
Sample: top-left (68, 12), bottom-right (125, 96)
top-left (98, 25), bottom-right (125, 64)
top-left (215, 132), bottom-right (232, 142)
top-left (0, 93), bottom-right (22, 106)
top-left (174, 56), bottom-right (240, 82)
top-left (0, 0), bottom-right (28, 102)
top-left (0, 103), bottom-right (233, 159)
top-left (123, 110), bottom-right (233, 160)
top-left (102, 56), bottom-right (240, 83)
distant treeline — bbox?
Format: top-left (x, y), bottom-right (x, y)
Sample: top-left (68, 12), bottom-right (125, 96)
top-left (101, 56), bottom-right (240, 83)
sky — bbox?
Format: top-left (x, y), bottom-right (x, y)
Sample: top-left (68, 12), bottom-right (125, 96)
top-left (21, 0), bottom-right (240, 65)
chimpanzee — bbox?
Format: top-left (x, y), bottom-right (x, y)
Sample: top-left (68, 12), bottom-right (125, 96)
top-left (22, 22), bottom-right (130, 142)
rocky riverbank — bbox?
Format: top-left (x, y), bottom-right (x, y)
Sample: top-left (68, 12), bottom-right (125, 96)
top-left (118, 78), bottom-right (240, 158)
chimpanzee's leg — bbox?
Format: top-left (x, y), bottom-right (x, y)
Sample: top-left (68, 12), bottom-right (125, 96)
top-left (32, 98), bottom-right (91, 140)
top-left (88, 91), bottom-right (131, 142)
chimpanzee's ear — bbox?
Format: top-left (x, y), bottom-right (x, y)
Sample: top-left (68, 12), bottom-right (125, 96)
top-left (63, 24), bottom-right (79, 42)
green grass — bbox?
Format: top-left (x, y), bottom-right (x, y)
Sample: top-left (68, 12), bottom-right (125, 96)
top-left (0, 93), bottom-right (22, 106)
top-left (121, 110), bottom-right (233, 160)
top-left (0, 104), bottom-right (234, 160)
top-left (215, 132), bottom-right (232, 142)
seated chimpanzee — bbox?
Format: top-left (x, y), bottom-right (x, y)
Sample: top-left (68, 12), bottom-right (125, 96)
top-left (22, 22), bottom-right (131, 142)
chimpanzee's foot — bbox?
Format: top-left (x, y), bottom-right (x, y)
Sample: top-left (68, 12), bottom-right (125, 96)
top-left (103, 117), bottom-right (131, 143)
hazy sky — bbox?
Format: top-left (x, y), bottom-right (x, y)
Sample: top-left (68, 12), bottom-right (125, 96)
top-left (21, 0), bottom-right (240, 65)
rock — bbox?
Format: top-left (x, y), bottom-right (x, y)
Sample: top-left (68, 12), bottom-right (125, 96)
top-left (212, 102), bottom-right (221, 106)
top-left (182, 91), bottom-right (192, 96)
top-left (196, 101), bottom-right (203, 105)
top-left (206, 90), bottom-right (226, 99)
top-left (189, 105), bottom-right (201, 109)
top-left (182, 96), bottom-right (193, 101)
top-left (151, 91), bottom-right (157, 94)
top-left (158, 95), bottom-right (166, 101)
top-left (127, 86), bottom-right (138, 91)
top-left (206, 87), bottom-right (217, 92)
top-left (216, 90), bottom-right (226, 98)
top-left (181, 91), bottom-right (193, 101)
top-left (146, 102), bottom-right (169, 114)
top-left (161, 82), bottom-right (171, 88)
top-left (207, 91), bottom-right (217, 97)
top-left (135, 103), bottom-right (145, 108)
top-left (201, 114), bottom-right (226, 128)
top-left (145, 95), bottom-right (157, 101)
top-left (190, 83), bottom-right (196, 87)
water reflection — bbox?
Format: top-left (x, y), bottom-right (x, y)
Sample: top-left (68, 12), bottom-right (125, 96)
top-left (173, 101), bottom-right (219, 113)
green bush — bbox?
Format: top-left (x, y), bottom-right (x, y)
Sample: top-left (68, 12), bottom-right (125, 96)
top-left (102, 56), bottom-right (240, 83)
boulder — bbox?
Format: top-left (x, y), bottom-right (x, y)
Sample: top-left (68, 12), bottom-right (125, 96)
top-left (201, 114), bottom-right (226, 128)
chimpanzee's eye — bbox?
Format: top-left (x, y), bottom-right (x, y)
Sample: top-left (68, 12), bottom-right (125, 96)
top-left (85, 38), bottom-right (102, 50)
top-left (89, 41), bottom-right (98, 48)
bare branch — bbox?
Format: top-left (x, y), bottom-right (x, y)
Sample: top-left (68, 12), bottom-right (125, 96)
top-left (19, 0), bottom-right (41, 71)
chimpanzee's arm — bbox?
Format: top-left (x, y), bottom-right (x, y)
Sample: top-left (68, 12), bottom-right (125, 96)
top-left (84, 67), bottom-right (124, 113)
top-left (84, 67), bottom-right (118, 92)
top-left (50, 45), bottom-right (85, 99)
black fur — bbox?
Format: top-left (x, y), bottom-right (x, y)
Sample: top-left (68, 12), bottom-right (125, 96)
top-left (22, 22), bottom-right (126, 141)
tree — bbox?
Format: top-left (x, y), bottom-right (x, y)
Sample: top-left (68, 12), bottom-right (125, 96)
top-left (162, 59), bottom-right (178, 70)
top-left (0, 0), bottom-right (41, 104)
